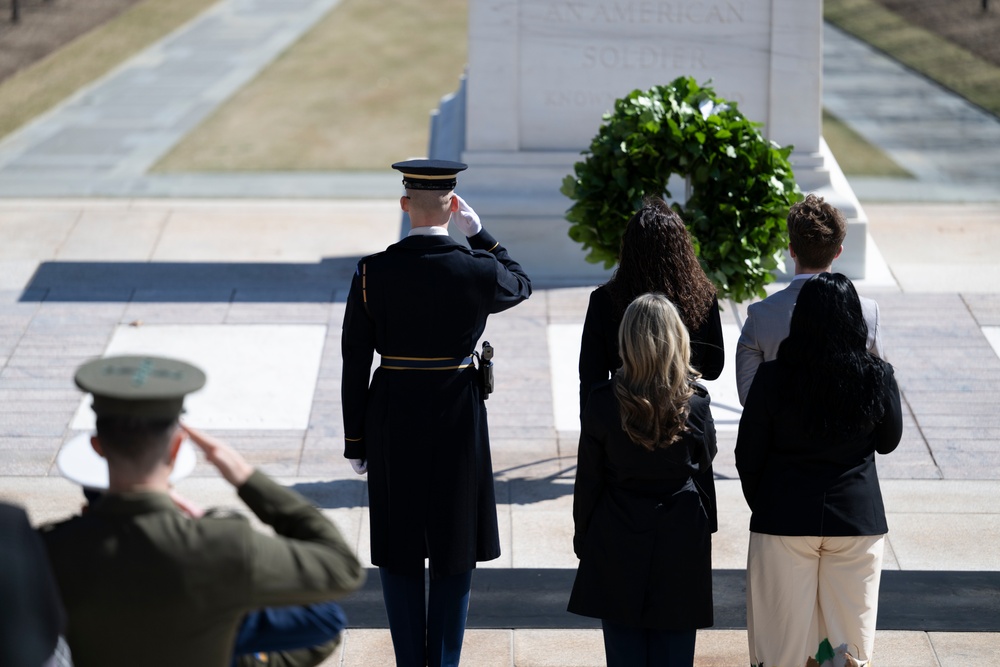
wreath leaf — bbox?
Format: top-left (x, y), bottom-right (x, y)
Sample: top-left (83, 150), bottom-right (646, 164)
top-left (561, 77), bottom-right (803, 302)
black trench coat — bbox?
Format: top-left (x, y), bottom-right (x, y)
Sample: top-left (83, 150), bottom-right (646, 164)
top-left (569, 381), bottom-right (716, 629)
top-left (341, 229), bottom-right (531, 577)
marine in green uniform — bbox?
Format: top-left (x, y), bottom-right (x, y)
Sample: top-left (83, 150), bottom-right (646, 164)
top-left (341, 160), bottom-right (532, 666)
top-left (40, 356), bottom-right (365, 667)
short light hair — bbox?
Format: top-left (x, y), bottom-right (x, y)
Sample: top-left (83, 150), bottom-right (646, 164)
top-left (787, 194), bottom-right (847, 270)
top-left (614, 293), bottom-right (696, 450)
top-left (406, 189), bottom-right (452, 216)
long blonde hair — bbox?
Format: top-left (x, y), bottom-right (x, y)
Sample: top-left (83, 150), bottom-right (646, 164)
top-left (614, 293), bottom-right (698, 450)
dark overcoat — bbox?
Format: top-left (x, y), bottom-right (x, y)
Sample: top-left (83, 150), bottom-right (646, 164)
top-left (341, 229), bottom-right (531, 577)
top-left (568, 381), bottom-right (717, 629)
top-left (578, 283), bottom-right (723, 532)
top-left (735, 361), bottom-right (903, 536)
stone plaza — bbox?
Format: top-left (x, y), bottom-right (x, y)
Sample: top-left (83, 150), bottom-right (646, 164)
top-left (1, 1), bottom-right (1000, 665)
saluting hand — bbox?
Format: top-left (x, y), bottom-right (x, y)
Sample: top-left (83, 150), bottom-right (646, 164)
top-left (180, 423), bottom-right (255, 487)
top-left (451, 194), bottom-right (482, 237)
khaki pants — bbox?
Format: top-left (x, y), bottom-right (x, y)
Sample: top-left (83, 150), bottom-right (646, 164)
top-left (746, 532), bottom-right (884, 667)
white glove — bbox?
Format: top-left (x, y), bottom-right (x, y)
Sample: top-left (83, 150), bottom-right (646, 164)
top-left (450, 194), bottom-right (482, 237)
top-left (349, 458), bottom-right (367, 475)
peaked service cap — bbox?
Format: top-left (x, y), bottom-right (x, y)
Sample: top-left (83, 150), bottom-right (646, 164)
top-left (391, 159), bottom-right (467, 191)
top-left (74, 355), bottom-right (206, 420)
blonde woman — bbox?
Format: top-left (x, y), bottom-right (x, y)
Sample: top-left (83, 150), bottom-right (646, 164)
top-left (569, 293), bottom-right (717, 666)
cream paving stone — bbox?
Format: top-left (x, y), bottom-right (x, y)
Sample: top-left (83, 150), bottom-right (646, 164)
top-left (480, 505), bottom-right (514, 569)
top-left (0, 476), bottom-right (96, 524)
top-left (0, 450), bottom-right (55, 476)
top-left (120, 302), bottom-right (232, 325)
top-left (881, 531), bottom-right (902, 570)
top-left (150, 201), bottom-right (401, 262)
top-left (698, 323), bottom-right (743, 431)
top-left (694, 629), bottom-right (750, 666)
top-left (322, 628), bottom-right (395, 667)
top-left (928, 632), bottom-right (1000, 667)
top-left (0, 209), bottom-right (79, 259)
top-left (513, 629), bottom-right (605, 667)
top-left (55, 208), bottom-right (168, 260)
top-left (489, 440), bottom-right (559, 462)
top-left (713, 480), bottom-right (753, 570)
top-left (0, 260), bottom-right (41, 290)
top-left (452, 629), bottom-right (514, 666)
top-left (983, 326), bottom-right (1000, 361)
top-left (882, 512), bottom-right (1000, 570)
top-left (500, 457), bottom-right (574, 510)
top-left (547, 323), bottom-right (583, 432)
top-left (874, 630), bottom-right (940, 666)
top-left (881, 480), bottom-right (1000, 513)
top-left (510, 509), bottom-right (577, 569)
top-left (225, 302), bottom-right (334, 324)
top-left (866, 204), bottom-right (1000, 294)
top-left (69, 324), bottom-right (326, 430)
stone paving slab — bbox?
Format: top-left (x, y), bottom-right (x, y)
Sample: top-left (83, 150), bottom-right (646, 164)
top-left (316, 628), bottom-right (994, 666)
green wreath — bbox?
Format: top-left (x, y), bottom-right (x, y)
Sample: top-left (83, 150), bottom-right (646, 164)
top-left (560, 77), bottom-right (802, 303)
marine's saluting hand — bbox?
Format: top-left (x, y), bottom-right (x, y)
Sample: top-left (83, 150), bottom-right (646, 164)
top-left (181, 423), bottom-right (255, 487)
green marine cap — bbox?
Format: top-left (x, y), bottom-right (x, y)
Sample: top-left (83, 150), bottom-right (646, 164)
top-left (74, 355), bottom-right (207, 419)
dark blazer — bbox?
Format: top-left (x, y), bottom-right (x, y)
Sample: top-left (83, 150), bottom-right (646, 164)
top-left (569, 381), bottom-right (716, 629)
top-left (40, 471), bottom-right (364, 667)
top-left (735, 361), bottom-right (903, 536)
top-left (579, 285), bottom-right (724, 417)
top-left (1, 503), bottom-right (63, 667)
top-left (341, 228), bottom-right (531, 576)
top-left (578, 284), bottom-right (723, 532)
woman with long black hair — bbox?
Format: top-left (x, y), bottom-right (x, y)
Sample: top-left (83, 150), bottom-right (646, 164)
top-left (578, 197), bottom-right (724, 418)
top-left (570, 293), bottom-right (717, 666)
top-left (736, 272), bottom-right (903, 667)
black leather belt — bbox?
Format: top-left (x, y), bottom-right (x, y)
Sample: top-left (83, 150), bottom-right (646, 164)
top-left (379, 355), bottom-right (474, 370)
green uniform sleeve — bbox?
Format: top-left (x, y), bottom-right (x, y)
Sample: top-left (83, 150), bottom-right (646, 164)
top-left (237, 471), bottom-right (365, 606)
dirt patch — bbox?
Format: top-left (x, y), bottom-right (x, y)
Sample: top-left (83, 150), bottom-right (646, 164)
top-left (0, 0), bottom-right (143, 83)
top-left (872, 0), bottom-right (1000, 68)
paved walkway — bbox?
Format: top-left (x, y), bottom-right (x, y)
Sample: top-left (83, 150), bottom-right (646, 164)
top-left (0, 14), bottom-right (998, 200)
top-left (1, 5), bottom-right (1000, 666)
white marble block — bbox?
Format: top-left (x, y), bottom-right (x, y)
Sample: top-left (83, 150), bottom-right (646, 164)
top-left (430, 0), bottom-right (866, 285)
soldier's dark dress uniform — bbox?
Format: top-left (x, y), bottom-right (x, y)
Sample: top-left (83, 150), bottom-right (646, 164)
top-left (341, 226), bottom-right (531, 577)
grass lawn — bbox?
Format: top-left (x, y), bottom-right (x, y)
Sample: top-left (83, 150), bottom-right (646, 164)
top-left (821, 110), bottom-right (912, 178)
top-left (153, 0), bottom-right (468, 172)
top-left (2, 0), bottom-right (985, 177)
top-left (0, 0), bottom-right (219, 142)
top-left (825, 0), bottom-right (1000, 117)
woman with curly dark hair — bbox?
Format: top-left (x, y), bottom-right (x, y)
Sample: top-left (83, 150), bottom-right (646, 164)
top-left (736, 273), bottom-right (903, 667)
top-left (578, 197), bottom-right (723, 419)
top-left (570, 293), bottom-right (717, 666)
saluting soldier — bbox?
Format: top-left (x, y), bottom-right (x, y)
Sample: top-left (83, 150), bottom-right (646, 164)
top-left (341, 159), bottom-right (532, 667)
top-left (39, 356), bottom-right (365, 667)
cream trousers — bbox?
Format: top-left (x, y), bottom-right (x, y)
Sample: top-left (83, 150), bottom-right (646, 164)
top-left (746, 532), bottom-right (885, 667)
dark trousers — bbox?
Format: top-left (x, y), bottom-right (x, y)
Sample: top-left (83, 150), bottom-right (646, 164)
top-left (600, 619), bottom-right (697, 667)
top-left (379, 567), bottom-right (473, 667)
top-left (231, 601), bottom-right (346, 665)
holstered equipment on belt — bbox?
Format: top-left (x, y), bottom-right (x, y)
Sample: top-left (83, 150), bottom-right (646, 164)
top-left (474, 341), bottom-right (494, 400)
